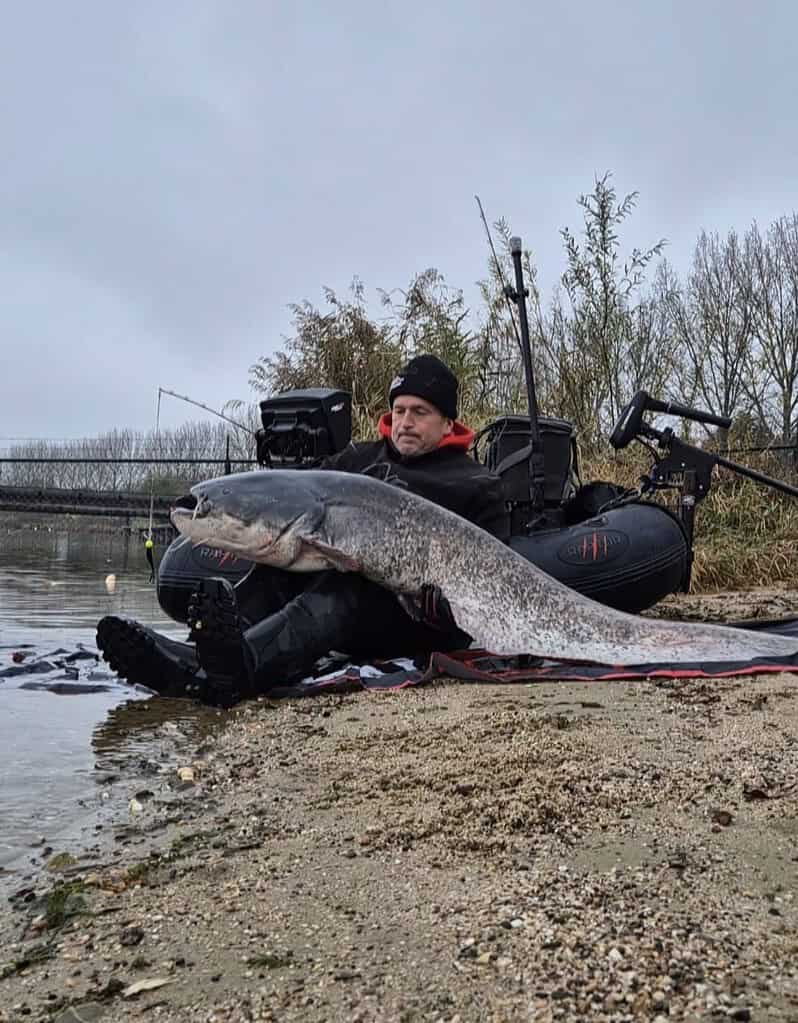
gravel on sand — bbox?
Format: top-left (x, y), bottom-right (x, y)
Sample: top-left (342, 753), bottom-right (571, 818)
top-left (2, 589), bottom-right (798, 1022)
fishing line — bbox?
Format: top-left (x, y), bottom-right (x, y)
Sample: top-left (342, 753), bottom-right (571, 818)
top-left (474, 195), bottom-right (525, 360)
top-left (146, 387), bottom-right (163, 543)
top-left (145, 385), bottom-right (255, 579)
top-left (142, 389), bottom-right (165, 583)
top-left (149, 386), bottom-right (255, 498)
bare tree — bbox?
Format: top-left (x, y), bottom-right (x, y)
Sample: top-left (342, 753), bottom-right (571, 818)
top-left (666, 231), bottom-right (758, 441)
top-left (743, 217), bottom-right (798, 444)
top-left (621, 261), bottom-right (681, 403)
top-left (3, 420), bottom-right (243, 493)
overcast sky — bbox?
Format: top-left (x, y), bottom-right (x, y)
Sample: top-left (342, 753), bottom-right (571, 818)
top-left (2, 0), bottom-right (797, 443)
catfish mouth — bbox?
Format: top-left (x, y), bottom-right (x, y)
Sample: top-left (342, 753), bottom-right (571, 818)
top-left (172, 494), bottom-right (198, 513)
top-left (170, 492), bottom-right (230, 543)
top-left (171, 492), bottom-right (220, 529)
top-left (170, 492), bottom-right (306, 565)
top-left (170, 494), bottom-right (200, 525)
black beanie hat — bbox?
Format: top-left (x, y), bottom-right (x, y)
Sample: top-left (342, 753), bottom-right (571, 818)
top-left (388, 354), bottom-right (458, 420)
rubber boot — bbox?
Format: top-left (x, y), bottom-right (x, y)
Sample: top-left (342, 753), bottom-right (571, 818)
top-left (96, 616), bottom-right (201, 697)
top-left (187, 576), bottom-right (361, 703)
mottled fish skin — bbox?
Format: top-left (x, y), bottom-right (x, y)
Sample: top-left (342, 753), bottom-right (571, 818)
top-left (172, 469), bottom-right (798, 667)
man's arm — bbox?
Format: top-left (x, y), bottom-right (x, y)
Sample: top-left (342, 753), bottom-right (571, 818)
top-left (318, 442), bottom-right (362, 473)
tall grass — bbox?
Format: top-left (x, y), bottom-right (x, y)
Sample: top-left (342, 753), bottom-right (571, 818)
top-left (584, 449), bottom-right (798, 593)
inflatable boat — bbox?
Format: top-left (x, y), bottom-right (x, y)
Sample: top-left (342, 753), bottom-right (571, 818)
top-left (154, 396), bottom-right (691, 622)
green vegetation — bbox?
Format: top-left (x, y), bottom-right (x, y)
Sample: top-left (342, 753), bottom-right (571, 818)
top-left (249, 173), bottom-right (798, 460)
top-left (44, 881), bottom-right (87, 930)
top-left (246, 951), bottom-right (294, 969)
top-left (0, 943), bottom-right (54, 979)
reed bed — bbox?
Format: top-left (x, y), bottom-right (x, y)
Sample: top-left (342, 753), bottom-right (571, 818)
top-left (585, 450), bottom-right (798, 593)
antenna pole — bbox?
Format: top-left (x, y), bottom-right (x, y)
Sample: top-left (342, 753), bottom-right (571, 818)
top-left (508, 237), bottom-right (546, 517)
top-left (509, 237), bottom-right (543, 466)
top-left (474, 202), bottom-right (547, 523)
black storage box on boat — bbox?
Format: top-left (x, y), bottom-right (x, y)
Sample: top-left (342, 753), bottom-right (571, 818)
top-left (256, 388), bottom-right (351, 467)
top-left (482, 415), bottom-right (578, 529)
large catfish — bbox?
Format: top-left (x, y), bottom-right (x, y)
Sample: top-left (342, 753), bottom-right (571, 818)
top-left (171, 469), bottom-right (798, 667)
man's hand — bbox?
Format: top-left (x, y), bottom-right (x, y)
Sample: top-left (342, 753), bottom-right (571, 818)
top-left (418, 584), bottom-right (457, 631)
top-left (398, 584), bottom-right (456, 630)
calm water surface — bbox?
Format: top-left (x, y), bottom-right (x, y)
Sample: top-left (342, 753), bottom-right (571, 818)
top-left (0, 528), bottom-right (209, 876)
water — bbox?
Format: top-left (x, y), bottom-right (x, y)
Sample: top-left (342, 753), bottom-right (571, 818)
top-left (0, 527), bottom-right (205, 877)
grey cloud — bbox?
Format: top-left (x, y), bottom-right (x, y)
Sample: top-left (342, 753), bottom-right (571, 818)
top-left (1, 0), bottom-right (797, 438)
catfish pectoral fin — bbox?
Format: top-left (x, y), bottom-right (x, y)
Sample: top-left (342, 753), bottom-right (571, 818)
top-left (300, 537), bottom-right (362, 573)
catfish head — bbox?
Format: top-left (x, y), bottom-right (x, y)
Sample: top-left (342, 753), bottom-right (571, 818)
top-left (170, 469), bottom-right (351, 572)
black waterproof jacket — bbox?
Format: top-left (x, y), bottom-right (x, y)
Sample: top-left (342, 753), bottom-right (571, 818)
top-left (321, 414), bottom-right (510, 543)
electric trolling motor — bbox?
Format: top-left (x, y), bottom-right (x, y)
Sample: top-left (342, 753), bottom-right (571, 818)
top-left (610, 389), bottom-right (798, 554)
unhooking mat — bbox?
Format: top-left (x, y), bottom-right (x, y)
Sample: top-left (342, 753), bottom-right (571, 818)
top-left (268, 616), bottom-right (798, 698)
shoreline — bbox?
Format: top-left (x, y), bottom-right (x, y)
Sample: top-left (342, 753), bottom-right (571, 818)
top-left (2, 591), bottom-right (798, 1021)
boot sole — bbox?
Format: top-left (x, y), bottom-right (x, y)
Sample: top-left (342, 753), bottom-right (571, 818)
top-left (96, 616), bottom-right (198, 696)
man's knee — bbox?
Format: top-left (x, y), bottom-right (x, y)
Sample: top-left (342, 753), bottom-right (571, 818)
top-left (235, 565), bottom-right (323, 623)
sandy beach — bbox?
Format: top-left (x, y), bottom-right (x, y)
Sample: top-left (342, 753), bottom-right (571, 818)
top-left (2, 589), bottom-right (798, 1022)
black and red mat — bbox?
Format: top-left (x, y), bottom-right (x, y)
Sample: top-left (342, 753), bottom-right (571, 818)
top-left (269, 616), bottom-right (798, 698)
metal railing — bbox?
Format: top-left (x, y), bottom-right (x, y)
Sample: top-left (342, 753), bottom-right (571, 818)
top-left (0, 455), bottom-right (258, 520)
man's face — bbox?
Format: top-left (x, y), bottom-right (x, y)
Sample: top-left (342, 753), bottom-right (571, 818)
top-left (390, 395), bottom-right (453, 456)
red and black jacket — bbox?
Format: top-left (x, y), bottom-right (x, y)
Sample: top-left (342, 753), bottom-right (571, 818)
top-left (321, 413), bottom-right (510, 543)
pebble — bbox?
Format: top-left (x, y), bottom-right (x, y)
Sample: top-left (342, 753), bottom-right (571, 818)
top-left (119, 924), bottom-right (144, 946)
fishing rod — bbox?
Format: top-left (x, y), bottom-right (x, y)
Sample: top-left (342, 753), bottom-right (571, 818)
top-left (475, 196), bottom-right (546, 518)
top-left (157, 387), bottom-right (256, 436)
top-left (475, 197), bottom-right (525, 353)
top-left (144, 386), bottom-right (256, 549)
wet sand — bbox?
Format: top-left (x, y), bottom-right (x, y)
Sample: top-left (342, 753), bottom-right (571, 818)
top-left (2, 589), bottom-right (798, 1022)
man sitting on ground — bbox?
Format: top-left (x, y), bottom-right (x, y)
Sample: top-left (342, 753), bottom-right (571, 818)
top-left (97, 354), bottom-right (509, 705)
